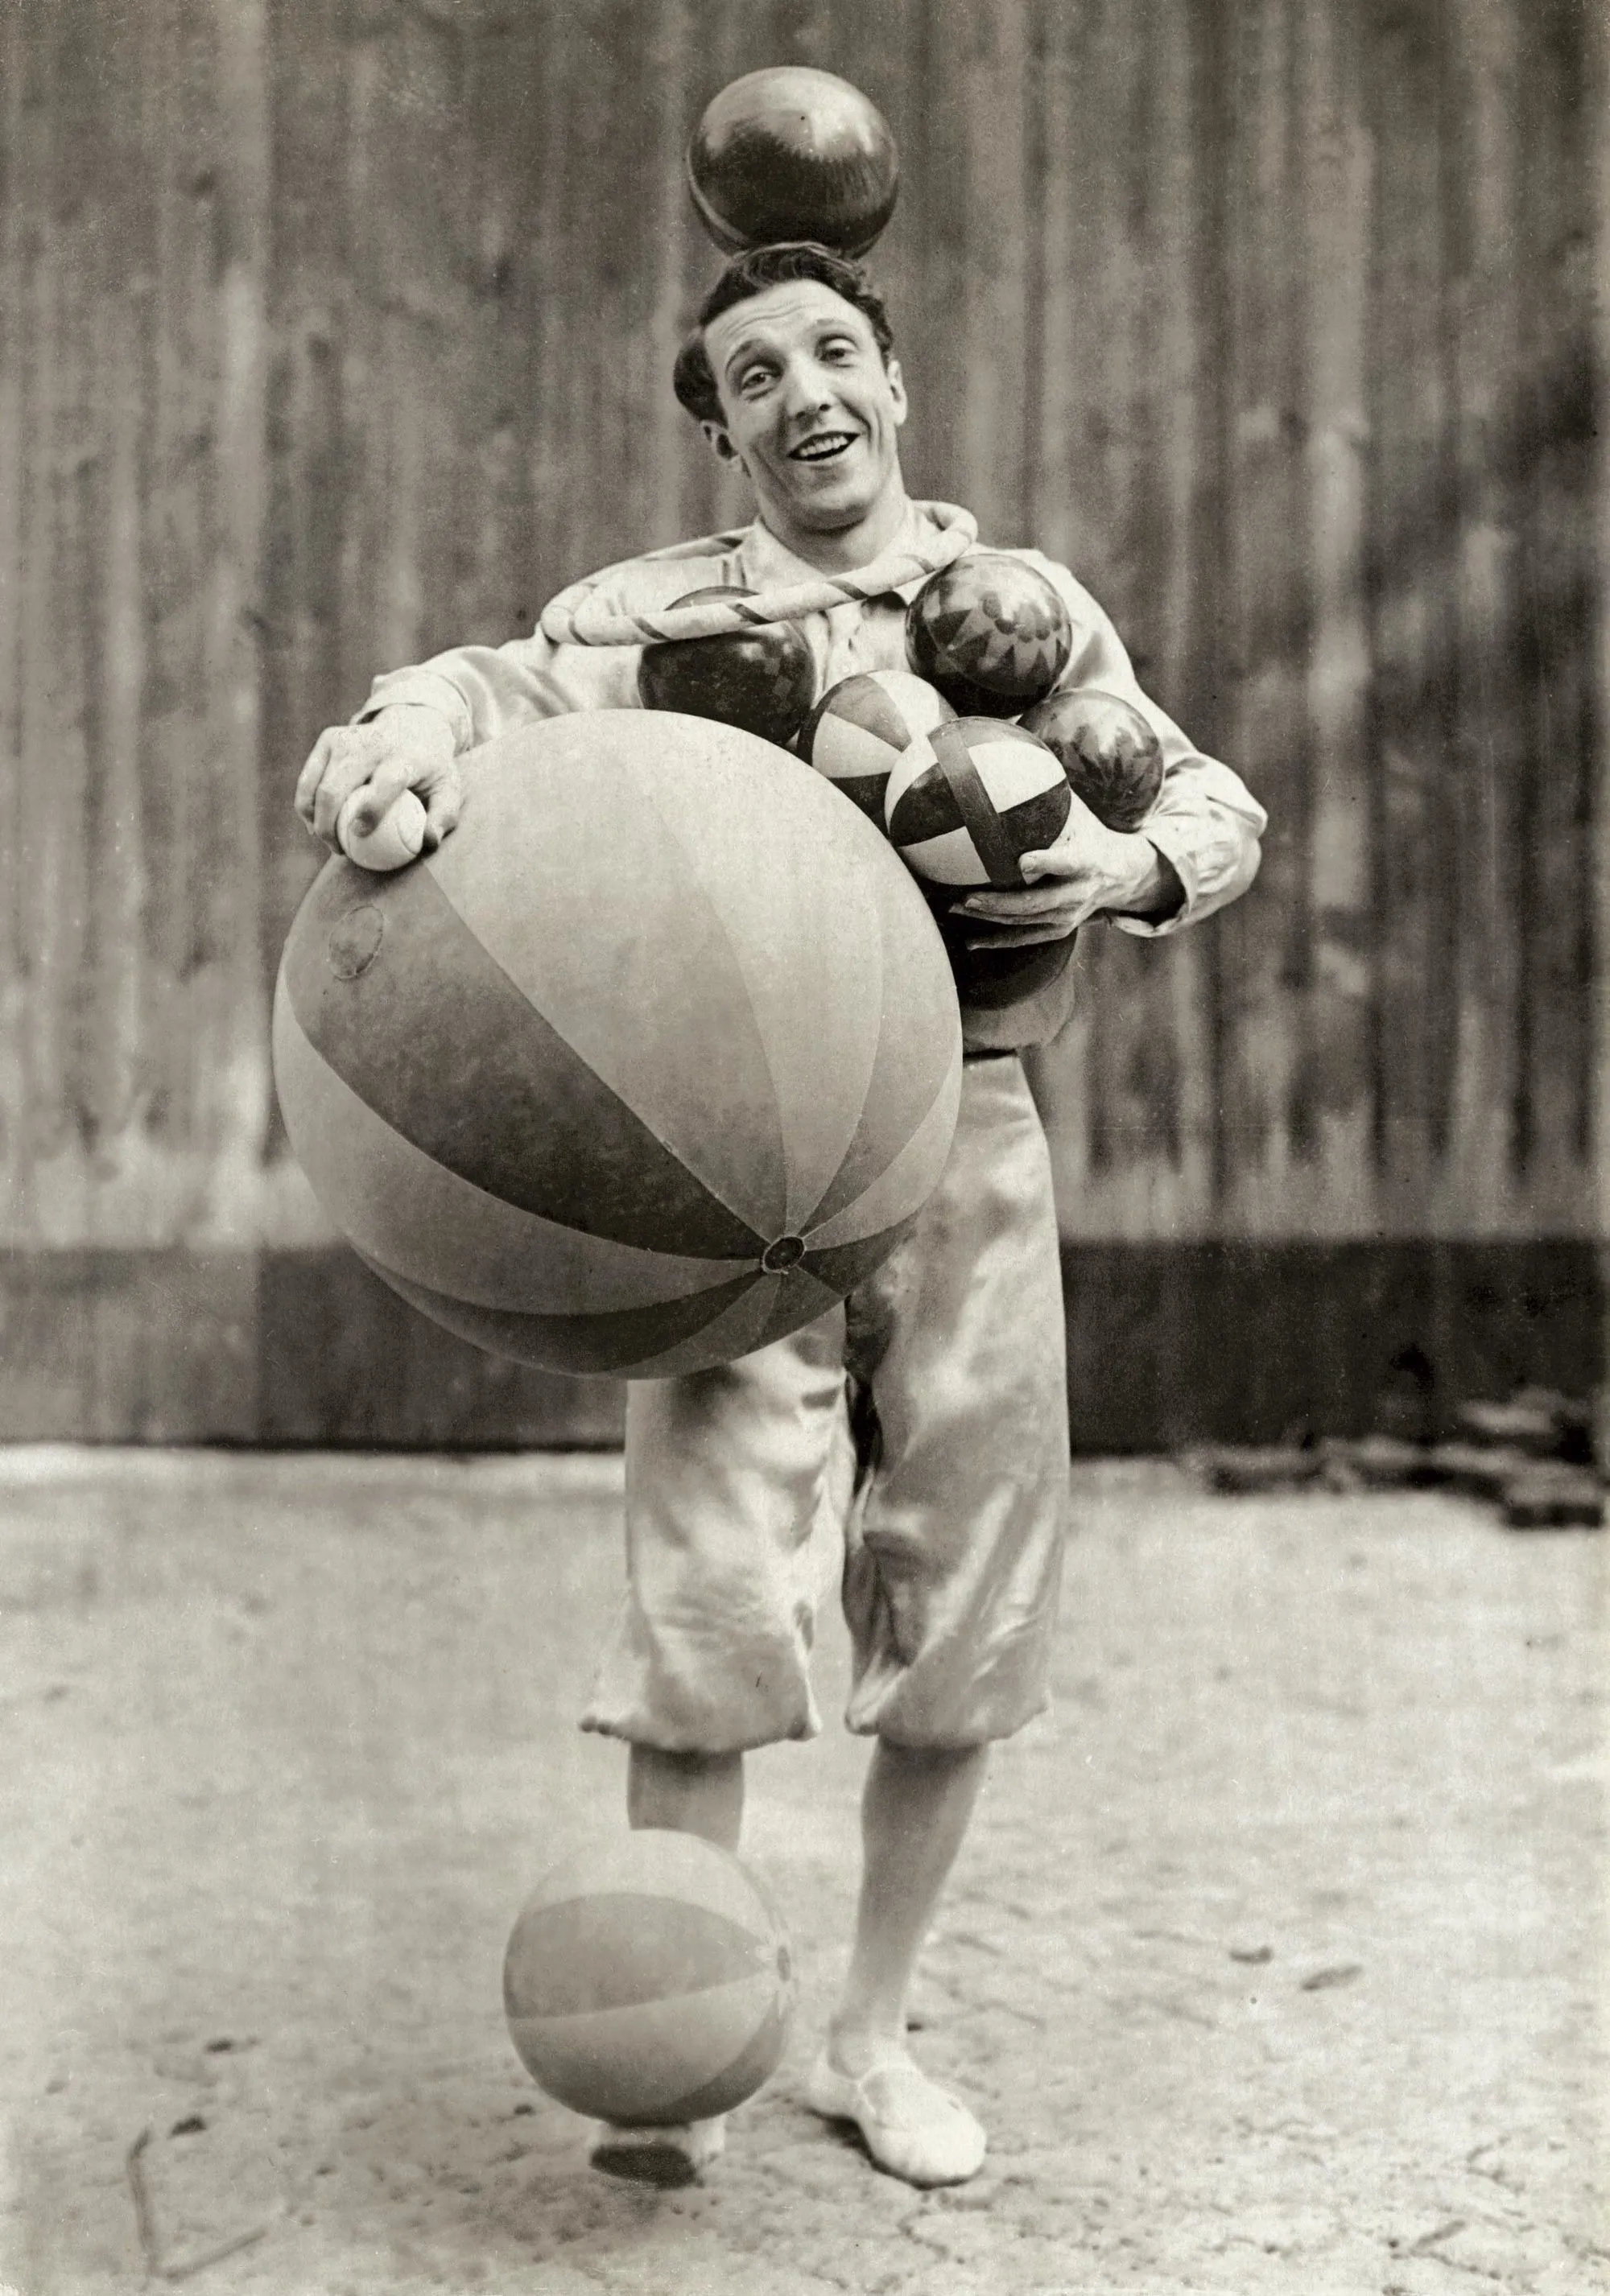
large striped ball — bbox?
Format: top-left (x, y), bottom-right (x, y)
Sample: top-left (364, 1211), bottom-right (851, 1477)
top-left (797, 668), bottom-right (955, 823)
top-left (505, 1831), bottom-right (796, 2125)
top-left (273, 711), bottom-right (962, 1379)
top-left (905, 554), bottom-right (1073, 718)
top-left (884, 716), bottom-right (1071, 888)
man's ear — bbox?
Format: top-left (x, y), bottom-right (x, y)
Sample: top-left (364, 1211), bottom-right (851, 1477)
top-left (700, 419), bottom-right (741, 466)
top-left (886, 357), bottom-right (908, 427)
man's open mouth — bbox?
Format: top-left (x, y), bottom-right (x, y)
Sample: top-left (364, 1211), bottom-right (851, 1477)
top-left (790, 431), bottom-right (858, 464)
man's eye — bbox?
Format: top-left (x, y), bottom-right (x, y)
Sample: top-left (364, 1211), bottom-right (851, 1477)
top-left (738, 365), bottom-right (776, 395)
top-left (821, 340), bottom-right (857, 362)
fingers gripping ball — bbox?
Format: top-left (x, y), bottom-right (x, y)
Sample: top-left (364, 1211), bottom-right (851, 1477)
top-left (272, 711), bottom-right (963, 1379)
top-left (336, 787), bottom-right (428, 872)
top-left (797, 669), bottom-right (954, 824)
top-left (638, 587), bottom-right (818, 751)
top-left (886, 717), bottom-right (1071, 888)
top-left (1019, 687), bottom-right (1166, 833)
top-left (906, 554), bottom-right (1073, 719)
top-left (505, 1831), bottom-right (797, 2125)
top-left (687, 67), bottom-right (900, 258)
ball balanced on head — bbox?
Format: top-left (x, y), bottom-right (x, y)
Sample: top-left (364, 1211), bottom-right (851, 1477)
top-left (687, 65), bottom-right (899, 256)
top-left (273, 712), bottom-right (962, 1379)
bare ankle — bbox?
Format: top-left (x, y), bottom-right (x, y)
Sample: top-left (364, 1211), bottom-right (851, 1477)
top-left (826, 2016), bottom-right (910, 2076)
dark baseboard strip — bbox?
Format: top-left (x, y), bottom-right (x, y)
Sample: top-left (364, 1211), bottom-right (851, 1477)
top-left (0, 1241), bottom-right (1600, 1452)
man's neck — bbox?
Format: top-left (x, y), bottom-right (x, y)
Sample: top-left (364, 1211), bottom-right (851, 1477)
top-left (761, 484), bottom-right (914, 575)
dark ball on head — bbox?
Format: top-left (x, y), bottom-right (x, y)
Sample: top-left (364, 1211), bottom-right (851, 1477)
top-left (906, 555), bottom-right (1073, 719)
top-left (687, 67), bottom-right (900, 257)
top-left (1019, 687), bottom-right (1166, 833)
top-left (638, 587), bottom-right (818, 751)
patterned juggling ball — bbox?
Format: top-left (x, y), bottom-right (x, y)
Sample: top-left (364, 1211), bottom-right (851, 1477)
top-left (273, 711), bottom-right (963, 1379)
top-left (885, 716), bottom-right (1071, 888)
top-left (505, 1831), bottom-right (797, 2125)
top-left (797, 668), bottom-right (955, 823)
top-left (687, 67), bottom-right (900, 258)
top-left (638, 587), bottom-right (818, 752)
top-left (1019, 686), bottom-right (1166, 833)
top-left (906, 554), bottom-right (1073, 718)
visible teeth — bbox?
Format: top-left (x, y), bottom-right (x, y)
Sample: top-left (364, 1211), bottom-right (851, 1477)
top-left (795, 435), bottom-right (854, 461)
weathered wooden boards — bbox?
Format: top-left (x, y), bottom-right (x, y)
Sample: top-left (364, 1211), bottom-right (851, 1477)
top-left (0, 0), bottom-right (1601, 1440)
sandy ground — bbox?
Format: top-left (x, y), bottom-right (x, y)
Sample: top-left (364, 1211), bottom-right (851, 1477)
top-left (0, 1449), bottom-right (1604, 2296)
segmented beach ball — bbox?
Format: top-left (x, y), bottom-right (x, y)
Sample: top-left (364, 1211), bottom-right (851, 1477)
top-left (505, 1831), bottom-right (797, 2125)
top-left (273, 712), bottom-right (962, 1379)
top-left (906, 554), bottom-right (1073, 719)
top-left (687, 67), bottom-right (900, 258)
top-left (885, 717), bottom-right (1071, 888)
top-left (638, 587), bottom-right (818, 752)
top-left (797, 669), bottom-right (954, 824)
top-left (1020, 686), bottom-right (1166, 833)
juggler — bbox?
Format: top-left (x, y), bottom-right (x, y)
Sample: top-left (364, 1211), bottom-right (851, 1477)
top-left (296, 242), bottom-right (1266, 2190)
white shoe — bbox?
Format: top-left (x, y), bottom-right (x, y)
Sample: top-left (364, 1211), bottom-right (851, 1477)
top-left (588, 2115), bottom-right (726, 2187)
top-left (805, 2050), bottom-right (986, 2187)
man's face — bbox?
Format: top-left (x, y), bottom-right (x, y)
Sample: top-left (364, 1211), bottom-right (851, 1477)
top-left (701, 279), bottom-right (908, 538)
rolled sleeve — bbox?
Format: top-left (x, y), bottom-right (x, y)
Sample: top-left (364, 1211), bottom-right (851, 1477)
top-left (357, 632), bottom-right (640, 750)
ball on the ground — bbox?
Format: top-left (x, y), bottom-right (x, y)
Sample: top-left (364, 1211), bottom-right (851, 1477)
top-left (504, 1829), bottom-right (797, 2125)
top-left (336, 786), bottom-right (427, 872)
top-left (638, 587), bottom-right (818, 751)
top-left (906, 555), bottom-right (1073, 718)
top-left (687, 67), bottom-right (899, 257)
top-left (1019, 686), bottom-right (1166, 833)
top-left (885, 715), bottom-right (1071, 888)
top-left (797, 668), bottom-right (954, 824)
top-left (273, 711), bottom-right (962, 1378)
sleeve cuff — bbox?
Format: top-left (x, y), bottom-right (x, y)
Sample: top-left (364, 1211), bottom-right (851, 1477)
top-left (1106, 822), bottom-right (1199, 938)
top-left (353, 669), bottom-right (474, 752)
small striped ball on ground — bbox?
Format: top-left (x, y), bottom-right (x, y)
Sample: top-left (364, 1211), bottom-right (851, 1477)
top-left (797, 668), bottom-right (955, 823)
top-left (885, 715), bottom-right (1071, 888)
top-left (504, 1830), bottom-right (797, 2125)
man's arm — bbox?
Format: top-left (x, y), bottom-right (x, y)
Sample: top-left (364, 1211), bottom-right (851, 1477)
top-left (294, 619), bottom-right (642, 852)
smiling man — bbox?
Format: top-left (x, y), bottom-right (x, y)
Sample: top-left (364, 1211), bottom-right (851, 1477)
top-left (296, 241), bottom-right (1265, 2191)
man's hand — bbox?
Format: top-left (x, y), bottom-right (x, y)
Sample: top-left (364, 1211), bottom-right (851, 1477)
top-left (950, 790), bottom-right (1183, 948)
top-left (295, 706), bottom-right (462, 854)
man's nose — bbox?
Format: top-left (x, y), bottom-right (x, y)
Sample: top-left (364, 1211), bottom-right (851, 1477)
top-left (780, 357), bottom-right (836, 420)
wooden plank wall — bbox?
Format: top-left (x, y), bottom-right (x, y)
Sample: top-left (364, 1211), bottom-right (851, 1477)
top-left (0, 0), bottom-right (1603, 1443)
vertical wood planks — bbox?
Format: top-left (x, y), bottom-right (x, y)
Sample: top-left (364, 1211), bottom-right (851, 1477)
top-left (1298, 0), bottom-right (1376, 1232)
top-left (0, 0), bottom-right (1603, 1439)
top-left (1444, 0), bottom-right (1524, 1229)
top-left (1361, 0), bottom-right (1457, 1227)
top-left (1512, 0), bottom-right (1596, 1231)
top-left (1217, 0), bottom-right (1315, 1235)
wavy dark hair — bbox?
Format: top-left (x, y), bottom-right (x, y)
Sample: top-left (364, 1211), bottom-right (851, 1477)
top-left (672, 242), bottom-right (896, 427)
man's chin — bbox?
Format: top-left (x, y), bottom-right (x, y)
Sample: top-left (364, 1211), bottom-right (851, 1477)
top-left (778, 473), bottom-right (883, 533)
